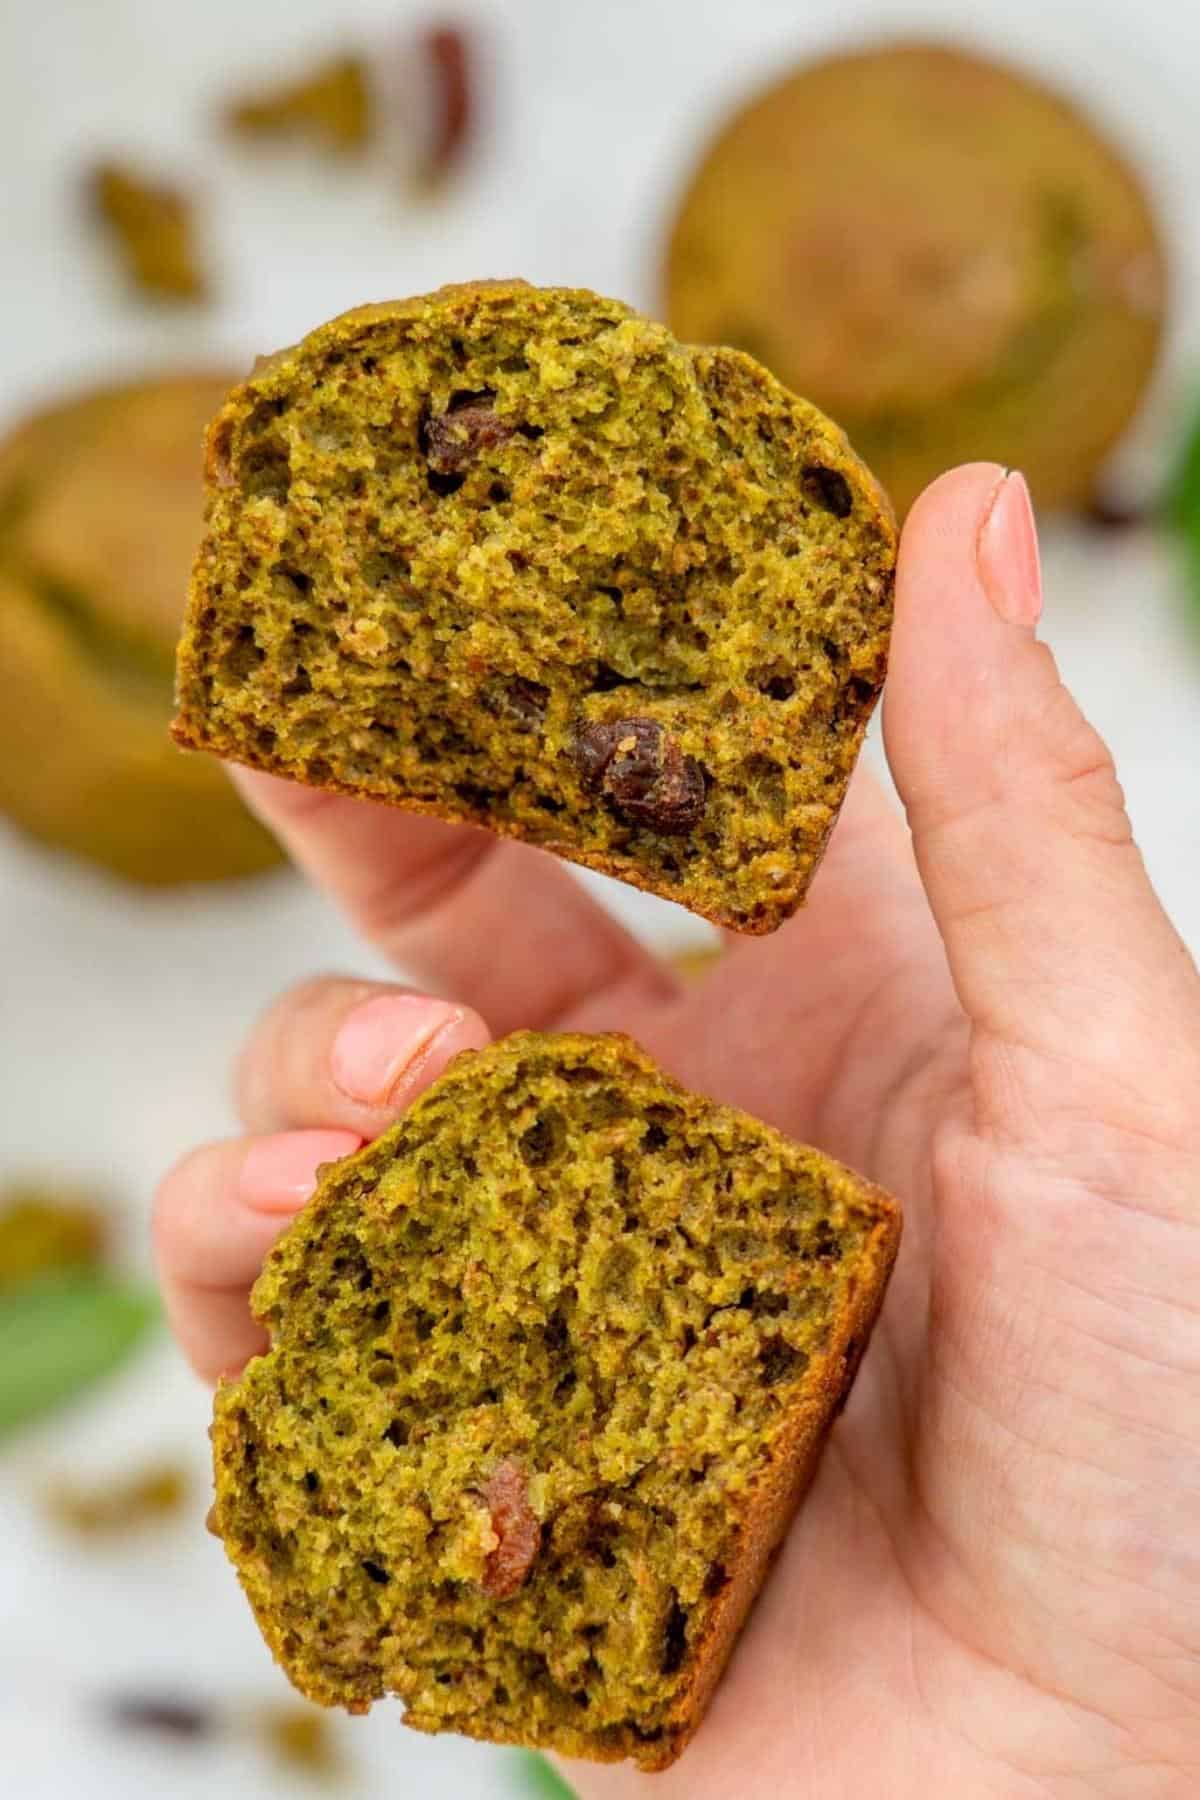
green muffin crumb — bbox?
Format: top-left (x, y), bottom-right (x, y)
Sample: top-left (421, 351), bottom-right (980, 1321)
top-left (210, 1031), bottom-right (900, 1768)
top-left (173, 280), bottom-right (895, 932)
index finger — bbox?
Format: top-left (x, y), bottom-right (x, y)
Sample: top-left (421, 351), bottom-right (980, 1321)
top-left (233, 767), bottom-right (680, 1037)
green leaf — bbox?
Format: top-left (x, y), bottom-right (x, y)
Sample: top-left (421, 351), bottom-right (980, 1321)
top-left (0, 1273), bottom-right (159, 1440)
top-left (1166, 399), bottom-right (1200, 625)
top-left (1168, 399), bottom-right (1200, 525)
top-left (507, 1751), bottom-right (578, 1799)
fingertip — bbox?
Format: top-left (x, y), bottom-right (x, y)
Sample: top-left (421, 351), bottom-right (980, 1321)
top-left (884, 460), bottom-right (1034, 812)
top-left (900, 461), bottom-right (1007, 553)
top-left (228, 761), bottom-right (333, 822)
top-left (330, 992), bottom-right (491, 1111)
top-left (239, 1129), bottom-right (364, 1215)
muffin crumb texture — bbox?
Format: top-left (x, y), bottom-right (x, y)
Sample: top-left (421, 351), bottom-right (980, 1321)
top-left (174, 281), bottom-right (895, 932)
top-left (210, 1031), bottom-right (900, 1767)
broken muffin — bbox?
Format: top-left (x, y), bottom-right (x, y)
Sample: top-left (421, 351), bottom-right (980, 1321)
top-left (173, 281), bottom-right (896, 932)
top-left (210, 1031), bottom-right (901, 1768)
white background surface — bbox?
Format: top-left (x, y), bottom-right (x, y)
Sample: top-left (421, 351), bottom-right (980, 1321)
top-left (2, 1), bottom-right (1199, 1795)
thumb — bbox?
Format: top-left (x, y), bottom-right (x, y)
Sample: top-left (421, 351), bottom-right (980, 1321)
top-left (884, 462), bottom-right (1199, 1140)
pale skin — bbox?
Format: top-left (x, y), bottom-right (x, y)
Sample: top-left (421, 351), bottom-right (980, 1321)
top-left (154, 464), bottom-right (1200, 1797)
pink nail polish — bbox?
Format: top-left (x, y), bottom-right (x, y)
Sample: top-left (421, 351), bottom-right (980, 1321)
top-left (240, 1130), bottom-right (362, 1214)
top-left (977, 470), bottom-right (1043, 628)
top-left (331, 993), bottom-right (485, 1108)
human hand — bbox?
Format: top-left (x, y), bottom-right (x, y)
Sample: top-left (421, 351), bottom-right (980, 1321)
top-left (154, 464), bottom-right (1200, 1798)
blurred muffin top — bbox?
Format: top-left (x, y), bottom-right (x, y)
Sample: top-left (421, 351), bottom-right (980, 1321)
top-left (664, 42), bottom-right (1167, 515)
top-left (0, 374), bottom-right (231, 670)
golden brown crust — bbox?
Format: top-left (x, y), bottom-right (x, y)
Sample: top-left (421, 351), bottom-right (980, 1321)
top-left (652, 1196), bottom-right (899, 1764)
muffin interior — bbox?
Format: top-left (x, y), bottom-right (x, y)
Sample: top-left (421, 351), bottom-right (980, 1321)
top-left (177, 286), bottom-right (894, 929)
top-left (213, 1034), bottom-right (892, 1761)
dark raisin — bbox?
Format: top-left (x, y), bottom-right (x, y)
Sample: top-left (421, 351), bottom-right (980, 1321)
top-left (704, 1560), bottom-right (729, 1598)
top-left (362, 1559), bottom-right (390, 1585)
top-left (661, 1596), bottom-right (689, 1675)
top-left (303, 1471), bottom-right (319, 1493)
top-left (802, 465), bottom-right (853, 518)
top-left (571, 717), bottom-right (706, 835)
top-left (420, 25), bottom-right (474, 182)
top-left (420, 389), bottom-right (516, 480)
top-left (480, 1459), bottom-right (541, 1598)
top-left (106, 1696), bottom-right (214, 1740)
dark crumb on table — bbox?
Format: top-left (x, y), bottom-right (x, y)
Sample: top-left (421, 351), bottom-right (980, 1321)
top-left (106, 1695), bottom-right (215, 1740)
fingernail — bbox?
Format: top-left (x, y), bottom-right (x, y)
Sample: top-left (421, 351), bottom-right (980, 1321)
top-left (977, 470), bottom-right (1043, 628)
top-left (240, 1130), bottom-right (362, 1215)
top-left (331, 993), bottom-right (486, 1108)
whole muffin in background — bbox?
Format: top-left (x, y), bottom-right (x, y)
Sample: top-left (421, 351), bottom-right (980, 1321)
top-left (664, 42), bottom-right (1167, 517)
top-left (0, 377), bottom-right (280, 885)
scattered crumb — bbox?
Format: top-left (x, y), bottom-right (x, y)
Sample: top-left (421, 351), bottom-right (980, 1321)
top-left (43, 1461), bottom-right (189, 1536)
top-left (225, 53), bottom-right (371, 153)
top-left (669, 944), bottom-right (724, 984)
top-left (0, 1187), bottom-right (106, 1289)
top-left (89, 160), bottom-right (207, 301)
top-left (415, 23), bottom-right (475, 185)
top-left (256, 1704), bottom-right (347, 1782)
